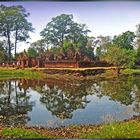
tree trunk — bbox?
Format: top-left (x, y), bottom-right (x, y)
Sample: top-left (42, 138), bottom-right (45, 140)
top-left (8, 81), bottom-right (11, 105)
top-left (15, 81), bottom-right (18, 105)
top-left (7, 30), bottom-right (11, 61)
top-left (61, 32), bottom-right (64, 48)
top-left (116, 67), bottom-right (120, 75)
top-left (15, 29), bottom-right (18, 59)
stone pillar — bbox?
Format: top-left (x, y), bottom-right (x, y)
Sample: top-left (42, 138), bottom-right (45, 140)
top-left (21, 61), bottom-right (24, 68)
top-left (37, 59), bottom-right (40, 67)
top-left (26, 60), bottom-right (28, 67)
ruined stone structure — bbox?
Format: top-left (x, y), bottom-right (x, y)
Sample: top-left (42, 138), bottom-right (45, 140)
top-left (16, 49), bottom-right (97, 68)
top-left (16, 52), bottom-right (45, 68)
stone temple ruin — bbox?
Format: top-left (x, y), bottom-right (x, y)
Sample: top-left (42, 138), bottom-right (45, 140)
top-left (0, 47), bottom-right (110, 68)
top-left (16, 48), bottom-right (96, 68)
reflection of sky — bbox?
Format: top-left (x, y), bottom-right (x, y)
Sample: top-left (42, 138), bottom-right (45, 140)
top-left (62, 95), bottom-right (137, 126)
top-left (27, 90), bottom-right (59, 128)
top-left (26, 89), bottom-right (138, 128)
top-left (0, 80), bottom-right (139, 128)
top-left (0, 2), bottom-right (140, 52)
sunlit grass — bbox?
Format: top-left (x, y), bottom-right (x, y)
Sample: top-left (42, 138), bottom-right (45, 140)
top-left (0, 67), bottom-right (43, 79)
top-left (81, 120), bottom-right (140, 138)
top-left (2, 128), bottom-right (44, 138)
top-left (122, 69), bottom-right (140, 75)
top-left (1, 118), bottom-right (140, 138)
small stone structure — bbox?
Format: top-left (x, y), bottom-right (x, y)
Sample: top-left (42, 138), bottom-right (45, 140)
top-left (16, 52), bottom-right (45, 68)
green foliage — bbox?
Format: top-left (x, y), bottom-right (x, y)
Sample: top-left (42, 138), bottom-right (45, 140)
top-left (40, 14), bottom-right (94, 58)
top-left (0, 5), bottom-right (34, 60)
top-left (27, 47), bottom-right (38, 57)
top-left (96, 36), bottom-right (112, 57)
top-left (125, 49), bottom-right (137, 68)
top-left (0, 51), bottom-right (4, 62)
top-left (122, 69), bottom-right (140, 75)
top-left (40, 14), bottom-right (90, 49)
top-left (63, 40), bottom-right (73, 52)
top-left (30, 39), bottom-right (47, 53)
top-left (113, 31), bottom-right (135, 50)
top-left (136, 24), bottom-right (140, 48)
top-left (136, 47), bottom-right (140, 63)
top-left (0, 41), bottom-right (8, 62)
top-left (40, 14), bottom-right (74, 47)
top-left (101, 44), bottom-right (136, 68)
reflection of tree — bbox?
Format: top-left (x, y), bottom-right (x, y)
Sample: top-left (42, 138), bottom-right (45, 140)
top-left (25, 76), bottom-right (140, 120)
top-left (130, 76), bottom-right (140, 113)
top-left (95, 76), bottom-right (140, 114)
top-left (39, 82), bottom-right (93, 120)
top-left (0, 80), bottom-right (35, 126)
top-left (1, 76), bottom-right (140, 125)
top-left (96, 78), bottom-right (134, 105)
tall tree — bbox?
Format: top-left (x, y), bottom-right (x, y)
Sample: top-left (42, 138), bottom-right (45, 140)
top-left (0, 40), bottom-right (8, 62)
top-left (67, 22), bottom-right (90, 48)
top-left (96, 36), bottom-right (112, 57)
top-left (40, 14), bottom-right (90, 49)
top-left (101, 44), bottom-right (137, 74)
top-left (0, 5), bottom-right (15, 60)
top-left (136, 24), bottom-right (140, 48)
top-left (113, 31), bottom-right (135, 50)
top-left (0, 5), bottom-right (34, 60)
top-left (40, 14), bottom-right (74, 48)
top-left (12, 5), bottom-right (34, 58)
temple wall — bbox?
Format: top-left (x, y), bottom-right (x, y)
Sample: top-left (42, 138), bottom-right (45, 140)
top-left (44, 61), bottom-right (79, 68)
top-left (44, 61), bottom-right (112, 68)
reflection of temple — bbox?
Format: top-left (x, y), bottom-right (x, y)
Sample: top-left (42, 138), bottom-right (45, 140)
top-left (15, 78), bottom-right (91, 120)
top-left (17, 79), bottom-right (45, 94)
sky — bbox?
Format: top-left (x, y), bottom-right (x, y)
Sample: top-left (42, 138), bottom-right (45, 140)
top-left (0, 1), bottom-right (140, 52)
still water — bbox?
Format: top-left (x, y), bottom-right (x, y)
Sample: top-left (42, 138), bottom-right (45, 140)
top-left (0, 76), bottom-right (140, 127)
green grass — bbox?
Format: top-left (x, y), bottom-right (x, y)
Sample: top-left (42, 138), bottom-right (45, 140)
top-left (81, 120), bottom-right (140, 138)
top-left (122, 69), bottom-right (140, 75)
top-left (1, 118), bottom-right (140, 138)
top-left (2, 128), bottom-right (44, 138)
top-left (0, 68), bottom-right (43, 79)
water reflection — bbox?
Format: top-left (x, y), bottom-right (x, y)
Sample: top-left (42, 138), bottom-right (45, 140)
top-left (96, 76), bottom-right (140, 113)
top-left (0, 80), bottom-right (35, 126)
top-left (39, 84), bottom-right (91, 119)
top-left (0, 76), bottom-right (140, 127)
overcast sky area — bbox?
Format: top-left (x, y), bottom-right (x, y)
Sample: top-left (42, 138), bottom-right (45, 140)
top-left (0, 1), bottom-right (140, 52)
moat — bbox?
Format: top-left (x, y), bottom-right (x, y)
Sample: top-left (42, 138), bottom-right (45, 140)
top-left (0, 76), bottom-right (140, 128)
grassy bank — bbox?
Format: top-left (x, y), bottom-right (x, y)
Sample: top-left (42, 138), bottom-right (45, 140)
top-left (1, 117), bottom-right (140, 138)
top-left (1, 67), bottom-right (140, 81)
top-left (0, 67), bottom-right (44, 80)
top-left (121, 68), bottom-right (140, 75)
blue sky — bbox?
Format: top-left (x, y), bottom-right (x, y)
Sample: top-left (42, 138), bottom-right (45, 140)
top-left (0, 1), bottom-right (140, 52)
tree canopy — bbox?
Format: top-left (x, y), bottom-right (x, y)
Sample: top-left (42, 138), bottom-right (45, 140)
top-left (0, 5), bottom-right (34, 60)
top-left (40, 14), bottom-right (94, 60)
top-left (101, 44), bottom-right (137, 74)
top-left (40, 14), bottom-right (91, 49)
top-left (113, 31), bottom-right (135, 50)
